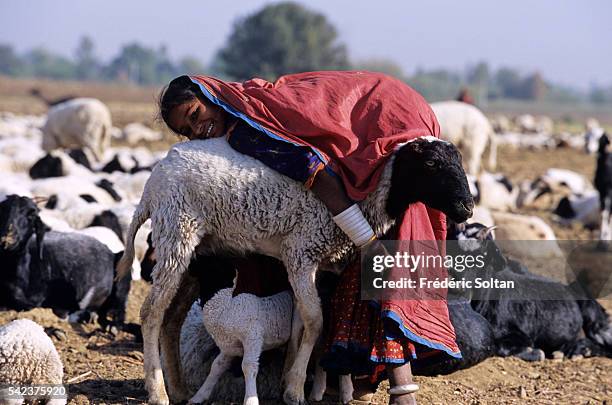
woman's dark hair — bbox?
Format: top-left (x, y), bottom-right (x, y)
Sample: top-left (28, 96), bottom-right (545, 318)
top-left (158, 75), bottom-right (207, 134)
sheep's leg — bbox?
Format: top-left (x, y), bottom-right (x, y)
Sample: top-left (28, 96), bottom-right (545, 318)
top-left (141, 212), bottom-right (201, 405)
top-left (282, 301), bottom-right (303, 382)
top-left (599, 196), bottom-right (611, 244)
top-left (284, 265), bottom-right (323, 405)
top-left (189, 352), bottom-right (233, 404)
top-left (338, 374), bottom-right (354, 404)
top-left (242, 334), bottom-right (263, 405)
top-left (160, 272), bottom-right (199, 402)
top-left (308, 363), bottom-right (326, 401)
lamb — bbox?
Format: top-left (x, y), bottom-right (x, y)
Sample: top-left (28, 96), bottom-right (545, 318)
top-left (41, 98), bottom-right (112, 162)
top-left (430, 100), bottom-right (497, 175)
top-left (594, 133), bottom-right (612, 247)
top-left (191, 288), bottom-right (293, 405)
top-left (0, 319), bottom-right (65, 405)
top-left (116, 136), bottom-right (474, 405)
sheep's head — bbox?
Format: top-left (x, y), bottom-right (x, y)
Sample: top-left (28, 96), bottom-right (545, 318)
top-left (0, 195), bottom-right (48, 256)
top-left (387, 137), bottom-right (474, 223)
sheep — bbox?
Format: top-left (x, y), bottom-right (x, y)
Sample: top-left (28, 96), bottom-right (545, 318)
top-left (553, 192), bottom-right (600, 229)
top-left (0, 319), bottom-right (65, 405)
top-left (595, 133), bottom-right (612, 247)
top-left (0, 195), bottom-right (131, 330)
top-left (41, 98), bottom-right (112, 162)
top-left (469, 172), bottom-right (518, 211)
top-left (489, 211), bottom-right (563, 258)
top-left (517, 168), bottom-right (594, 209)
top-left (514, 114), bottom-right (537, 133)
top-left (29, 176), bottom-right (122, 207)
top-left (446, 222), bottom-right (612, 361)
top-left (585, 118), bottom-right (605, 154)
top-left (116, 136), bottom-right (474, 405)
top-left (191, 288), bottom-right (293, 405)
top-left (29, 150), bottom-right (95, 179)
top-left (430, 100), bottom-right (497, 175)
top-left (117, 123), bottom-right (163, 145)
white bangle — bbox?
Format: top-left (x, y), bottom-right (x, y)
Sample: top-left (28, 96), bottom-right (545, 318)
top-left (388, 384), bottom-right (419, 395)
top-left (332, 204), bottom-right (375, 247)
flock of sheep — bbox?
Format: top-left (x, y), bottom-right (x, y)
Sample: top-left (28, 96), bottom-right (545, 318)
top-left (0, 94), bottom-right (610, 405)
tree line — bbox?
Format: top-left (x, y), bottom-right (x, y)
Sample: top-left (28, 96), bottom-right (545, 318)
top-left (1, 2), bottom-right (609, 104)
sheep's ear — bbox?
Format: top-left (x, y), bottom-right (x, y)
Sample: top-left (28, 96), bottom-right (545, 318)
top-left (34, 217), bottom-right (50, 261)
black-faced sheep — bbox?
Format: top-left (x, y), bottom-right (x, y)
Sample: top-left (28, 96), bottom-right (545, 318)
top-left (116, 136), bottom-right (473, 405)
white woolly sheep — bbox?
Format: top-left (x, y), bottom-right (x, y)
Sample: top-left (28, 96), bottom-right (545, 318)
top-left (41, 98), bottom-right (112, 162)
top-left (430, 100), bottom-right (497, 175)
top-left (116, 136), bottom-right (473, 405)
top-left (490, 211), bottom-right (563, 258)
top-left (469, 172), bottom-right (518, 212)
top-left (0, 319), bottom-right (65, 405)
top-left (190, 288), bottom-right (293, 405)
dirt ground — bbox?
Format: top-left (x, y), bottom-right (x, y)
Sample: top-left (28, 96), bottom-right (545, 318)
top-left (0, 78), bottom-right (611, 404)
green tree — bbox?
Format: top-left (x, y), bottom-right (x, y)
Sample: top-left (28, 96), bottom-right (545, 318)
top-left (105, 43), bottom-right (160, 84)
top-left (25, 48), bottom-right (75, 79)
top-left (177, 56), bottom-right (206, 75)
top-left (0, 44), bottom-right (24, 76)
top-left (353, 58), bottom-right (405, 79)
top-left (74, 36), bottom-right (100, 80)
top-left (215, 1), bottom-right (350, 81)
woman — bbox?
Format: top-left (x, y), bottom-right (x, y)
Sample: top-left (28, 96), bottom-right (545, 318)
top-left (158, 71), bottom-right (460, 404)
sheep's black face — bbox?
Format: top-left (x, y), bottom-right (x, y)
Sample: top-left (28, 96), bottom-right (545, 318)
top-left (387, 138), bottom-right (474, 223)
top-left (0, 195), bottom-right (42, 253)
top-left (29, 154), bottom-right (63, 179)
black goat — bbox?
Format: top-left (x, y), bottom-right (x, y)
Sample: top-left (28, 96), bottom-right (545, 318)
top-left (595, 133), bottom-right (612, 248)
top-left (447, 221), bottom-right (612, 361)
top-left (0, 195), bottom-right (130, 331)
top-left (30, 88), bottom-right (76, 107)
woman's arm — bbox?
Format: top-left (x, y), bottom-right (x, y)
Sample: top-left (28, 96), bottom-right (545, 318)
top-left (310, 170), bottom-right (352, 215)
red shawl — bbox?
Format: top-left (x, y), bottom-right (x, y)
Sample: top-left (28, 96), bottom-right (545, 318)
top-left (190, 71), bottom-right (460, 358)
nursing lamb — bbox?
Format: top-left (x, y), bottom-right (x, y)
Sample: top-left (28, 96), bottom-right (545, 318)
top-left (116, 136), bottom-right (474, 405)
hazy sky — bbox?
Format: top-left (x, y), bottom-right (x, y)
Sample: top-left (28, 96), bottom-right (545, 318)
top-left (1, 0), bottom-right (610, 89)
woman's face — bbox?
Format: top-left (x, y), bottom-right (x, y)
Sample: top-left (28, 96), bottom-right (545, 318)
top-left (167, 97), bottom-right (227, 140)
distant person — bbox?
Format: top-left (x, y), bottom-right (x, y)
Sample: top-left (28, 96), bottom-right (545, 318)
top-left (456, 87), bottom-right (475, 105)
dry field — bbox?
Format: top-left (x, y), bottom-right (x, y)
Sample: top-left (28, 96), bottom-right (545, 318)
top-left (0, 77), bottom-right (610, 404)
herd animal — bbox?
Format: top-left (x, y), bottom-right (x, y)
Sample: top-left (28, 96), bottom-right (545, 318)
top-left (1, 96), bottom-right (611, 405)
top-left (115, 136), bottom-right (474, 404)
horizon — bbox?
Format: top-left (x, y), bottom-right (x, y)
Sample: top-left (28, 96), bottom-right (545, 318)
top-left (1, 0), bottom-right (611, 89)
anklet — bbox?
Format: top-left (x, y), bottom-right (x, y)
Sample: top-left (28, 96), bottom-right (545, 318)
top-left (388, 384), bottom-right (419, 395)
